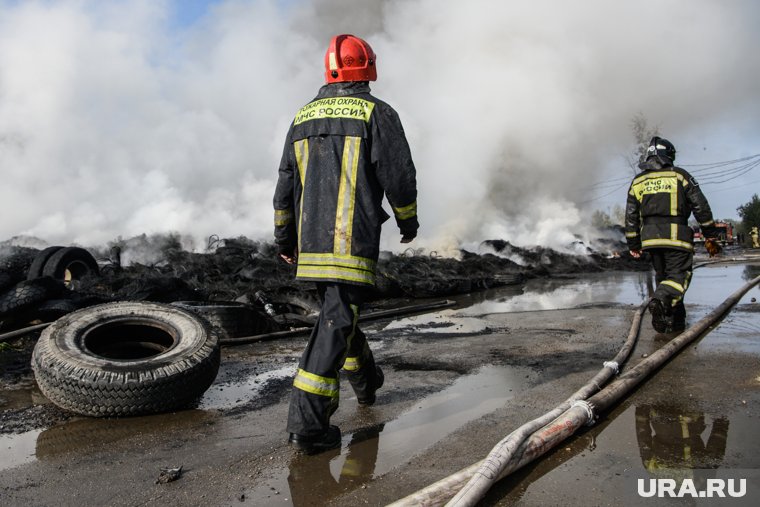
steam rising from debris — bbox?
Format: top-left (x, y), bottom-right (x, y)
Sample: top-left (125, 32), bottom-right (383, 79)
top-left (1, 0), bottom-right (758, 253)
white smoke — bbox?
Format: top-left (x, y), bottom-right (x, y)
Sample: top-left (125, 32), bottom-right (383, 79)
top-left (1, 0), bottom-right (758, 253)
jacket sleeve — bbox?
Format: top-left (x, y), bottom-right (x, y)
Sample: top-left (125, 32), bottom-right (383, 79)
top-left (682, 170), bottom-right (718, 237)
top-left (273, 124), bottom-right (298, 254)
top-left (371, 105), bottom-right (419, 236)
top-left (624, 182), bottom-right (642, 250)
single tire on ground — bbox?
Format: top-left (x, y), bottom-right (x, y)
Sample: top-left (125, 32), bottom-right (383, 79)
top-left (0, 277), bottom-right (65, 318)
top-left (26, 246), bottom-right (65, 280)
top-left (41, 247), bottom-right (99, 286)
top-left (32, 301), bottom-right (221, 417)
top-left (171, 301), bottom-right (260, 338)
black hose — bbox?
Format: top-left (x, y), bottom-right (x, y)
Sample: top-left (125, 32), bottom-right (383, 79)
top-left (0, 322), bottom-right (51, 343)
top-left (391, 302), bottom-right (646, 507)
top-left (220, 300), bottom-right (456, 346)
top-left (392, 273), bottom-right (760, 506)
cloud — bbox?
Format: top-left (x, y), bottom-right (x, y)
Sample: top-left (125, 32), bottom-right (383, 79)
top-left (1, 0), bottom-right (758, 251)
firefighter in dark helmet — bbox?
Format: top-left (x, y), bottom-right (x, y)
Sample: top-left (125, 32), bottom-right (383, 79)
top-left (273, 34), bottom-right (418, 454)
top-left (625, 136), bottom-right (718, 333)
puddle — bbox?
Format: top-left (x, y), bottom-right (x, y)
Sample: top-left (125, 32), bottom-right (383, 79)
top-left (244, 364), bottom-right (531, 505)
top-left (200, 364), bottom-right (296, 410)
top-left (692, 310), bottom-right (760, 355)
top-left (384, 264), bottom-right (760, 333)
top-left (384, 272), bottom-right (651, 333)
top-left (0, 387), bottom-right (41, 412)
top-left (383, 313), bottom-right (492, 334)
top-left (0, 429), bottom-right (42, 471)
top-left (0, 410), bottom-right (217, 472)
top-left (500, 402), bottom-right (760, 506)
top-left (370, 365), bottom-right (530, 475)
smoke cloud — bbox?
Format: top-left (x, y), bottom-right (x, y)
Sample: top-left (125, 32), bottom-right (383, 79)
top-left (1, 0), bottom-right (758, 252)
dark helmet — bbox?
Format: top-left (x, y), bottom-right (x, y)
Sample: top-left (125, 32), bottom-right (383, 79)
top-left (646, 136), bottom-right (676, 163)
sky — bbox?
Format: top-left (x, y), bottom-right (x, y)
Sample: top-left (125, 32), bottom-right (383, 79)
top-left (1, 0), bottom-right (758, 253)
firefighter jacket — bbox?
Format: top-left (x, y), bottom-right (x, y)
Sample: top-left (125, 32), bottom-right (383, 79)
top-left (625, 157), bottom-right (716, 252)
top-left (273, 81), bottom-right (418, 286)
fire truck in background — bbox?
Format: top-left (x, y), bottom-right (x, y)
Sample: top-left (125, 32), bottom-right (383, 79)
top-left (693, 221), bottom-right (734, 246)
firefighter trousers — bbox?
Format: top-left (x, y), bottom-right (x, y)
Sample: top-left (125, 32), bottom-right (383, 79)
top-left (286, 282), bottom-right (382, 437)
top-left (649, 248), bottom-right (693, 313)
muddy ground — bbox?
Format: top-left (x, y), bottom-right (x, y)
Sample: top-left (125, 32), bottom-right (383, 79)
top-left (1, 248), bottom-right (759, 506)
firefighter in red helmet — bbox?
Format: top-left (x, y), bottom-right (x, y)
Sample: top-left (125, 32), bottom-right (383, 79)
top-left (274, 34), bottom-right (419, 454)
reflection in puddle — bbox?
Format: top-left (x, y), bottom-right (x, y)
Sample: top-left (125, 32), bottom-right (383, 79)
top-left (0, 429), bottom-right (42, 471)
top-left (635, 405), bottom-right (729, 477)
top-left (384, 265), bottom-right (760, 333)
top-left (686, 264), bottom-right (760, 306)
top-left (385, 272), bottom-right (652, 332)
top-left (287, 424), bottom-right (384, 506)
top-left (370, 365), bottom-right (530, 476)
top-left (246, 365), bottom-right (531, 506)
top-left (486, 402), bottom-right (753, 506)
top-left (383, 313), bottom-right (491, 334)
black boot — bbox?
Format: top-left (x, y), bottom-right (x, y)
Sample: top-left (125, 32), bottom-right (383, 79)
top-left (648, 298), bottom-right (672, 333)
top-left (357, 366), bottom-right (384, 406)
top-left (288, 425), bottom-right (341, 455)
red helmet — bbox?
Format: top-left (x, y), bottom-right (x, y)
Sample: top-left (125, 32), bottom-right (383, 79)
top-left (324, 34), bottom-right (377, 83)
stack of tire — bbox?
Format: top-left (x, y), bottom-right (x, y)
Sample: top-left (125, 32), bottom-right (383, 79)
top-left (0, 246), bottom-right (99, 328)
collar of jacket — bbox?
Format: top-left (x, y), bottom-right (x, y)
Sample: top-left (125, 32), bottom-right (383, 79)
top-left (316, 81), bottom-right (371, 98)
top-left (638, 156), bottom-right (673, 172)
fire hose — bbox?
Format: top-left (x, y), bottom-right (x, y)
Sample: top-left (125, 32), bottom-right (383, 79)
top-left (390, 271), bottom-right (760, 506)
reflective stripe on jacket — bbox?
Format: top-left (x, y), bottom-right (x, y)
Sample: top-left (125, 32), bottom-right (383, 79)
top-left (273, 82), bottom-right (418, 286)
top-left (624, 158), bottom-right (715, 252)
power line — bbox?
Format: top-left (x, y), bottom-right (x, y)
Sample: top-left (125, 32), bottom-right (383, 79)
top-left (582, 152), bottom-right (760, 206)
top-left (579, 180), bottom-right (631, 204)
top-left (701, 158), bottom-right (760, 185)
top-left (707, 177), bottom-right (760, 194)
top-left (588, 153), bottom-right (760, 190)
top-left (680, 154), bottom-right (760, 167)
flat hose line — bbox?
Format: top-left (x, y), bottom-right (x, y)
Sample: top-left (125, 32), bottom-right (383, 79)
top-left (0, 300), bottom-right (456, 345)
top-left (390, 270), bottom-right (760, 507)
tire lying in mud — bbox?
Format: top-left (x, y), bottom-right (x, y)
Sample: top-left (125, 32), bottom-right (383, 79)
top-left (40, 246), bottom-right (99, 286)
top-left (32, 301), bottom-right (221, 417)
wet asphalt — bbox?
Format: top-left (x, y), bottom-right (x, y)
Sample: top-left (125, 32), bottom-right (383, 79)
top-left (1, 259), bottom-right (759, 506)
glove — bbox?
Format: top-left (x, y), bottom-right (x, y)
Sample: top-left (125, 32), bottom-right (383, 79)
top-left (277, 244), bottom-right (297, 264)
top-left (400, 231), bottom-right (417, 244)
top-left (704, 238), bottom-right (722, 257)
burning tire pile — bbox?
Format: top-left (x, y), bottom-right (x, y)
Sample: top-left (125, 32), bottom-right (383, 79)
top-left (1, 234), bottom-right (643, 419)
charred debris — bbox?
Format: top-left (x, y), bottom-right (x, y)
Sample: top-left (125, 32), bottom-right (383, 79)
top-left (1, 228), bottom-right (643, 334)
